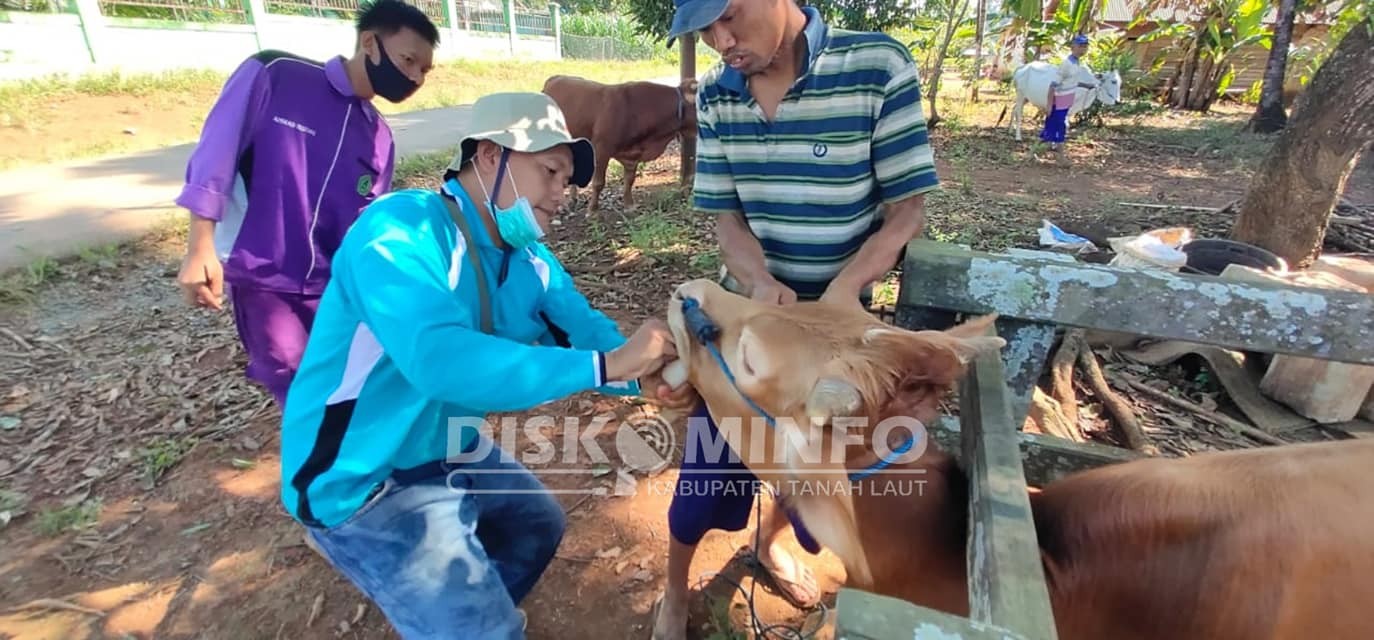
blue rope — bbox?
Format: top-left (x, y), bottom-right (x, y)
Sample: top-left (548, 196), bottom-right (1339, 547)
top-left (847, 431), bottom-right (917, 481)
top-left (679, 296), bottom-right (908, 481)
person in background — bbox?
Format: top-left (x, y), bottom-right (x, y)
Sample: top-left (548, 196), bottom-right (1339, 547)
top-left (651, 0), bottom-right (941, 637)
top-left (279, 92), bottom-right (682, 639)
top-left (1042, 34), bottom-right (1095, 162)
top-left (174, 0), bottom-right (440, 407)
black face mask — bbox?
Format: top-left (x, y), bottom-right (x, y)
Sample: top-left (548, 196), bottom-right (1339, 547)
top-left (365, 36), bottom-right (418, 104)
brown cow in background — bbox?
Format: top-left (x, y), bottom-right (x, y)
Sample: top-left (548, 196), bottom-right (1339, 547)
top-left (542, 75), bottom-right (698, 213)
top-left (657, 278), bottom-right (1374, 640)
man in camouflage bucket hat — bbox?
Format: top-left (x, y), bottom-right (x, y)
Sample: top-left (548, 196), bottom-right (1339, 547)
top-left (279, 91), bottom-right (682, 639)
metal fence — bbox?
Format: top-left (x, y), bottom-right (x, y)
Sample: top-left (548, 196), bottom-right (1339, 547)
top-left (99, 0), bottom-right (247, 22)
top-left (3, 0), bottom-right (532, 33)
top-left (561, 32), bottom-right (655, 60)
top-left (268, 0), bottom-right (448, 24)
top-left (0, 0), bottom-right (64, 11)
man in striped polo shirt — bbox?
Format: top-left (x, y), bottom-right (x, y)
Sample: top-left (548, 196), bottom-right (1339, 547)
top-left (651, 0), bottom-right (939, 636)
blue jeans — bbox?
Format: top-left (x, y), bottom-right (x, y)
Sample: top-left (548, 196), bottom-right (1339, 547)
top-left (304, 437), bottom-right (565, 639)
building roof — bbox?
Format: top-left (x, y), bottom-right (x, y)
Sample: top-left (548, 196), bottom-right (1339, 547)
top-left (1100, 0), bottom-right (1345, 26)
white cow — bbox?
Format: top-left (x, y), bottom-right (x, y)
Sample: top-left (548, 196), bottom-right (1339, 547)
top-left (1003, 61), bottom-right (1122, 141)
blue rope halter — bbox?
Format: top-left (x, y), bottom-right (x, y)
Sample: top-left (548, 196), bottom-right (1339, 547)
top-left (679, 296), bottom-right (915, 481)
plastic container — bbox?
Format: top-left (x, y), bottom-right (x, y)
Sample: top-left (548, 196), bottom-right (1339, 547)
top-left (1181, 239), bottom-right (1285, 275)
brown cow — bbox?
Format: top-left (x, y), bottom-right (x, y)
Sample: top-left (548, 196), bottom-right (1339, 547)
top-left (658, 278), bottom-right (1374, 640)
top-left (541, 75), bottom-right (697, 213)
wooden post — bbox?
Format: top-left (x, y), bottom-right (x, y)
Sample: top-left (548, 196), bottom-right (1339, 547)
top-left (678, 33), bottom-right (697, 190)
top-left (958, 327), bottom-right (1059, 638)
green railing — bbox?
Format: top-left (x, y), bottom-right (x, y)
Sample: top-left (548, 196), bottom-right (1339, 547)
top-left (99, 0), bottom-right (245, 23)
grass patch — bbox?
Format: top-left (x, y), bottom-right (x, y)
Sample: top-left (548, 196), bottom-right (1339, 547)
top-left (372, 58), bottom-right (683, 116)
top-left (140, 436), bottom-right (194, 487)
top-left (34, 498), bottom-right (102, 536)
top-left (0, 68), bottom-right (226, 127)
top-left (1, 57), bottom-right (683, 169)
top-left (0, 489), bottom-right (28, 529)
top-left (702, 593), bottom-right (748, 640)
top-left (1109, 110), bottom-right (1276, 170)
top-left (394, 147), bottom-right (459, 190)
top-left (627, 212), bottom-right (691, 257)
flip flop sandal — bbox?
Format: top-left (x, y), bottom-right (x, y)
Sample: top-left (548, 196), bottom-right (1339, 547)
top-left (740, 547), bottom-right (821, 610)
top-left (647, 594), bottom-right (682, 640)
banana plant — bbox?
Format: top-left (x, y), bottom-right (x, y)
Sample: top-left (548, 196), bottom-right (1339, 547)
top-left (1135, 0), bottom-right (1275, 111)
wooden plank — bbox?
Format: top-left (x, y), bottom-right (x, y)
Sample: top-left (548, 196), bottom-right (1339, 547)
top-left (994, 318), bottom-right (1056, 429)
top-left (928, 418), bottom-right (1143, 486)
top-left (897, 239), bottom-right (1374, 366)
top-left (957, 333), bottom-right (1059, 639)
top-left (835, 588), bottom-right (1032, 640)
top-left (893, 303), bottom-right (958, 332)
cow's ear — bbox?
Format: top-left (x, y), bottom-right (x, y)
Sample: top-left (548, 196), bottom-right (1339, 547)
top-left (876, 327), bottom-right (1003, 413)
top-left (928, 315), bottom-right (1007, 365)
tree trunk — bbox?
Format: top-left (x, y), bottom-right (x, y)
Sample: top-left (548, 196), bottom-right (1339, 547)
top-left (1173, 37), bottom-right (1202, 109)
top-left (969, 0), bottom-right (987, 102)
top-left (1186, 57), bottom-right (1214, 110)
top-left (1231, 25), bottom-right (1374, 269)
top-left (1248, 0), bottom-right (1299, 132)
top-left (1160, 42), bottom-right (1187, 102)
top-left (925, 0), bottom-right (971, 129)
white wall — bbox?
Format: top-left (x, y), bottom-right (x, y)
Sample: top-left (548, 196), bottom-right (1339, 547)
top-left (0, 12), bottom-right (560, 82)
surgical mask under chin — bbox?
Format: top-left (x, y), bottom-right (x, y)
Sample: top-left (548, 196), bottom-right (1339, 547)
top-left (475, 149), bottom-right (545, 250)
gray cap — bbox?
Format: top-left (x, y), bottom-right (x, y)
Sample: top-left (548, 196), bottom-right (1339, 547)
top-left (446, 92), bottom-right (595, 188)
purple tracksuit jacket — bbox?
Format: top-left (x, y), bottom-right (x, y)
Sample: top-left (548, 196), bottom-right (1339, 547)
top-left (175, 50), bottom-right (396, 296)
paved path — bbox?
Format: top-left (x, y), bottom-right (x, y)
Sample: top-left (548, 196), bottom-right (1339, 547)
top-left (0, 75), bottom-right (682, 273)
top-left (0, 105), bottom-right (473, 273)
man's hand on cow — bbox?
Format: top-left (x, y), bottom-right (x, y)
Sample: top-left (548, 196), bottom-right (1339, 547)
top-left (606, 318), bottom-right (678, 382)
top-left (819, 277), bottom-right (868, 308)
top-left (750, 277), bottom-right (798, 306)
top-left (640, 367), bottom-right (699, 411)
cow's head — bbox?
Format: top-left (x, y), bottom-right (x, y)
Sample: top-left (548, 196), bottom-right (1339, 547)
top-left (661, 279), bottom-right (1004, 586)
top-left (1094, 70), bottom-right (1122, 106)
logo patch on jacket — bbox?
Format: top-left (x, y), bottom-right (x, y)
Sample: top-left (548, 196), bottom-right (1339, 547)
top-left (356, 174), bottom-right (374, 196)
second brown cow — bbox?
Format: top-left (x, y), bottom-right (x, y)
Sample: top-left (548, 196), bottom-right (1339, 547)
top-left (541, 75), bottom-right (697, 213)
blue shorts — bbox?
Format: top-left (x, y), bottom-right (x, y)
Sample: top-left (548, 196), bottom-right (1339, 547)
top-left (1041, 106), bottom-right (1070, 143)
top-left (666, 402), bottom-right (822, 553)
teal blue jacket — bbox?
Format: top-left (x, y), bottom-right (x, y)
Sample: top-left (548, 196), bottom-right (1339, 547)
top-left (279, 179), bottom-right (639, 528)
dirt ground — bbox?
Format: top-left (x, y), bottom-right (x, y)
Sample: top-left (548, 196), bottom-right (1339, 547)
top-left (1, 90), bottom-right (1372, 640)
top-left (0, 59), bottom-right (678, 170)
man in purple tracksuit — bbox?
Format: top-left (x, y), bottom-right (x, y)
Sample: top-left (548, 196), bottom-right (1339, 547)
top-left (174, 0), bottom-right (440, 406)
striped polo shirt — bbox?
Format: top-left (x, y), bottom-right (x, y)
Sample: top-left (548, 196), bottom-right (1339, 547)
top-left (692, 6), bottom-right (940, 299)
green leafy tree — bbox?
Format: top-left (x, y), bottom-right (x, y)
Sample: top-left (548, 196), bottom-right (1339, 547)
top-left (1136, 0), bottom-right (1274, 112)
